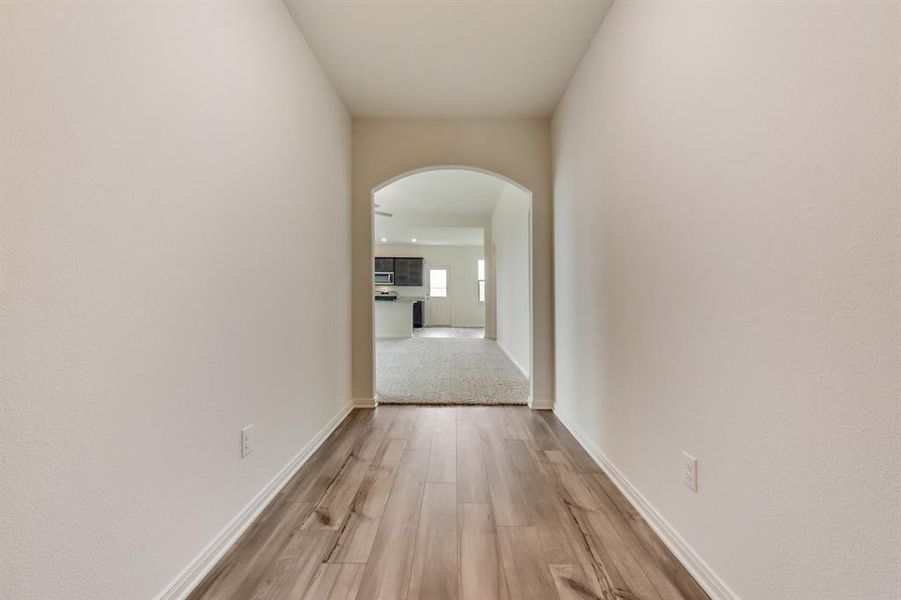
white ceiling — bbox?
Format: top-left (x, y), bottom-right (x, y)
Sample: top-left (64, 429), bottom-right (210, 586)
top-left (374, 169), bottom-right (509, 246)
top-left (375, 169), bottom-right (507, 215)
top-left (284, 0), bottom-right (613, 118)
top-left (375, 224), bottom-right (484, 246)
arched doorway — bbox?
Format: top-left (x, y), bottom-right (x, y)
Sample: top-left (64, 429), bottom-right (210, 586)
top-left (370, 166), bottom-right (534, 406)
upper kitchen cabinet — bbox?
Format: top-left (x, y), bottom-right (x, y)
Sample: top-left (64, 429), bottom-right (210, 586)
top-left (374, 257), bottom-right (394, 273)
top-left (394, 257), bottom-right (423, 286)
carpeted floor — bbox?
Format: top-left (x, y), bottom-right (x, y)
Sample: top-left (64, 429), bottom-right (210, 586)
top-left (375, 333), bottom-right (529, 405)
top-left (414, 326), bottom-right (485, 339)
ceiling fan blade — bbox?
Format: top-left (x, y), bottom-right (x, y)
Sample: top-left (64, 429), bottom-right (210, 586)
top-left (375, 210), bottom-right (393, 217)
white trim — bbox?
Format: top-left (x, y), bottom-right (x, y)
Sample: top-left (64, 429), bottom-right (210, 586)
top-left (156, 402), bottom-right (355, 600)
top-left (354, 396), bottom-right (378, 407)
top-left (495, 339), bottom-right (529, 379)
top-left (552, 409), bottom-right (739, 600)
top-left (529, 398), bottom-right (554, 410)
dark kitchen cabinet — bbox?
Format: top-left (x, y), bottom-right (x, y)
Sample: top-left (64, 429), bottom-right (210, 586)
top-left (374, 257), bottom-right (394, 273)
top-left (394, 257), bottom-right (423, 286)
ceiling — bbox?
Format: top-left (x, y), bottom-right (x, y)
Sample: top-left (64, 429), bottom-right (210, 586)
top-left (284, 0), bottom-right (613, 118)
top-left (375, 224), bottom-right (484, 246)
top-left (376, 169), bottom-right (507, 215)
top-left (374, 169), bottom-right (510, 246)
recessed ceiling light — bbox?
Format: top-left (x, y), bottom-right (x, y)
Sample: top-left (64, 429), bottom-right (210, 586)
top-left (381, 238), bottom-right (387, 242)
top-left (411, 238), bottom-right (417, 242)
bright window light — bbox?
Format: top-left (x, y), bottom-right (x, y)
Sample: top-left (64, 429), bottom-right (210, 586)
top-left (429, 269), bottom-right (447, 298)
top-left (477, 259), bottom-right (485, 302)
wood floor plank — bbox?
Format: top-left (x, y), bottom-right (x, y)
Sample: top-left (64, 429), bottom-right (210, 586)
top-left (387, 406), bottom-right (416, 439)
top-left (500, 406), bottom-right (529, 440)
top-left (513, 406), bottom-right (562, 452)
top-left (369, 405), bottom-right (401, 429)
top-left (190, 408), bottom-right (708, 600)
top-left (550, 564), bottom-right (607, 600)
top-left (354, 425), bottom-right (391, 463)
top-left (497, 527), bottom-right (559, 600)
top-left (327, 514), bottom-right (381, 564)
top-left (569, 509), bottom-right (636, 600)
top-left (302, 454), bottom-right (371, 530)
top-left (576, 507), bottom-right (663, 600)
top-left (427, 415), bottom-right (457, 483)
top-left (327, 438), bottom-right (407, 563)
top-left (455, 406), bottom-right (482, 421)
top-left (406, 413), bottom-right (436, 451)
top-left (506, 440), bottom-right (593, 564)
top-left (356, 449), bottom-right (429, 600)
top-left (536, 411), bottom-right (601, 474)
top-left (250, 530), bottom-right (336, 600)
top-left (187, 500), bottom-right (316, 599)
top-left (302, 563), bottom-right (363, 600)
top-left (584, 473), bottom-right (709, 600)
top-left (408, 482), bottom-right (458, 599)
top-left (476, 406), bottom-right (509, 430)
top-left (358, 437), bottom-right (408, 518)
top-left (456, 419), bottom-right (489, 503)
top-left (459, 503), bottom-right (508, 600)
top-left (544, 450), bottom-right (605, 511)
top-left (279, 409), bottom-right (373, 504)
top-left (480, 426), bottom-right (530, 526)
top-left (579, 475), bottom-right (687, 600)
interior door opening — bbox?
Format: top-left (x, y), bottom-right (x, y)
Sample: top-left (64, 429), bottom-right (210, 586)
top-left (370, 166), bottom-right (534, 406)
top-left (426, 267), bottom-right (450, 326)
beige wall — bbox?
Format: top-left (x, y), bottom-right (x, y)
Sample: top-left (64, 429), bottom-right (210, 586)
top-left (491, 184), bottom-right (532, 375)
top-left (0, 3), bottom-right (351, 598)
top-left (352, 119), bottom-right (553, 407)
top-left (552, 2), bottom-right (900, 599)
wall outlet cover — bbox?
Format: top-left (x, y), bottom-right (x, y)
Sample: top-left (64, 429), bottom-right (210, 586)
top-left (241, 425), bottom-right (254, 458)
top-left (682, 451), bottom-right (697, 492)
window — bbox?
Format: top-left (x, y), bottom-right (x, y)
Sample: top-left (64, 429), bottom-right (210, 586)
top-left (477, 259), bottom-right (485, 302)
top-left (429, 268), bottom-right (447, 298)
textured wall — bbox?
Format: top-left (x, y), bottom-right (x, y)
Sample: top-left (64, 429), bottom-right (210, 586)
top-left (552, 1), bottom-right (900, 598)
top-left (0, 2), bottom-right (351, 598)
top-left (492, 184), bottom-right (532, 375)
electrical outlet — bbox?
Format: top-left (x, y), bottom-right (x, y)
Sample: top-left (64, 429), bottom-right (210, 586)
top-left (682, 451), bottom-right (697, 492)
top-left (241, 425), bottom-right (254, 458)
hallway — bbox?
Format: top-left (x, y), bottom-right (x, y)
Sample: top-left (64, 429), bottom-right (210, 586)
top-left (189, 405), bottom-right (708, 600)
top-left (3, 2), bottom-right (897, 599)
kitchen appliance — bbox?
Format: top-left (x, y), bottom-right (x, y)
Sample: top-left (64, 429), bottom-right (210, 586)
top-left (374, 272), bottom-right (394, 285)
top-left (412, 300), bottom-right (423, 328)
top-left (374, 290), bottom-right (398, 301)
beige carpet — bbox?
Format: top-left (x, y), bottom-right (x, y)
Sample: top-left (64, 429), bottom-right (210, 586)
top-left (375, 335), bottom-right (529, 405)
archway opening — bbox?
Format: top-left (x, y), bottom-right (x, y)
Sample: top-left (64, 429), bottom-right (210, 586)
top-left (370, 166), bottom-right (534, 406)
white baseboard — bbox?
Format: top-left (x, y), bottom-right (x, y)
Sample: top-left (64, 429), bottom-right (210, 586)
top-left (552, 409), bottom-right (739, 600)
top-left (529, 398), bottom-right (554, 410)
top-left (156, 401), bottom-right (355, 600)
top-left (354, 396), bottom-right (378, 407)
top-left (495, 340), bottom-right (529, 379)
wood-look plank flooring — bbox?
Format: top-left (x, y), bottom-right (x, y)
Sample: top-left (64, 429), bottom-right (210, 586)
top-left (188, 406), bottom-right (709, 600)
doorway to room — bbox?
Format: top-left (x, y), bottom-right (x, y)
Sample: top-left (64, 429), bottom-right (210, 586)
top-left (426, 266), bottom-right (450, 326)
top-left (371, 167), bottom-right (533, 405)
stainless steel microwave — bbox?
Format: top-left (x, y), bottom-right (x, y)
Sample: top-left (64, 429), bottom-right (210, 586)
top-left (374, 272), bottom-right (394, 285)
